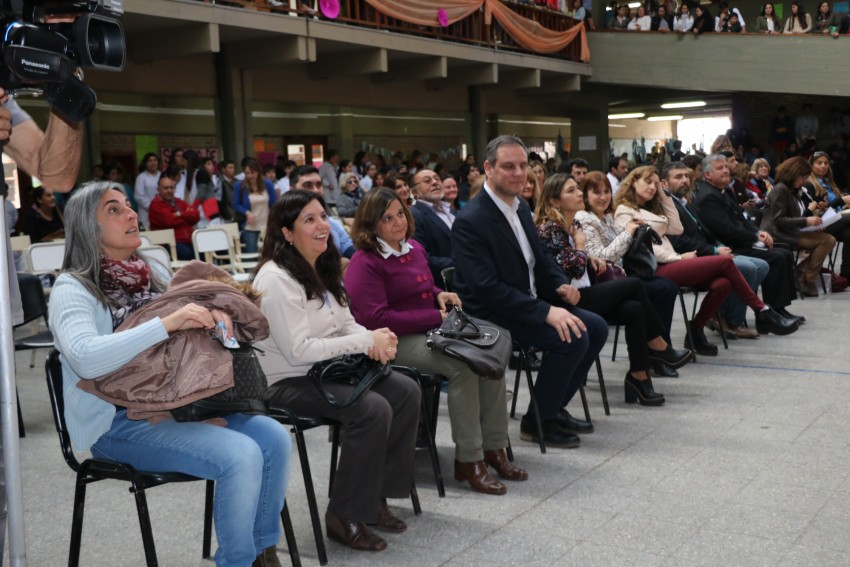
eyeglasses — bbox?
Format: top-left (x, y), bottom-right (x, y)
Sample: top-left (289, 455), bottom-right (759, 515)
top-left (346, 179), bottom-right (358, 184)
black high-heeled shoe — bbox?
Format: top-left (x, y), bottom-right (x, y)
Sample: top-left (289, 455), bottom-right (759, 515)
top-left (624, 373), bottom-right (665, 406)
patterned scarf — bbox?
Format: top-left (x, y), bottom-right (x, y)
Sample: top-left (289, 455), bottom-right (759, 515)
top-left (99, 254), bottom-right (159, 329)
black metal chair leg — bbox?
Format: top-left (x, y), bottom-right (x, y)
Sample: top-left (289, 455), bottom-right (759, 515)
top-left (69, 474), bottom-right (88, 567)
top-left (410, 483), bottom-right (422, 516)
top-left (594, 356), bottom-right (610, 416)
top-left (328, 425), bottom-right (340, 498)
top-left (130, 481), bottom-right (158, 567)
top-left (417, 382), bottom-right (445, 497)
top-left (16, 389), bottom-right (24, 438)
top-left (202, 480), bottom-right (214, 559)
top-left (611, 325), bottom-right (620, 361)
top-left (523, 354), bottom-right (546, 454)
top-left (281, 501), bottom-right (301, 567)
top-left (679, 291), bottom-right (697, 363)
top-left (506, 439), bottom-right (514, 462)
top-left (579, 386), bottom-right (591, 424)
top-left (293, 427), bottom-right (327, 566)
top-left (510, 364), bottom-right (520, 418)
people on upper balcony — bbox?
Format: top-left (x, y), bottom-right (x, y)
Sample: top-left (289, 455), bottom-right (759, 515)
top-left (608, 4), bottom-right (631, 29)
top-left (812, 1), bottom-right (841, 35)
top-left (692, 5), bottom-right (714, 34)
top-left (783, 1), bottom-right (812, 33)
top-left (715, 2), bottom-right (746, 32)
top-left (627, 5), bottom-right (651, 30)
top-left (673, 4), bottom-right (694, 32)
top-left (651, 5), bottom-right (673, 30)
top-left (754, 2), bottom-right (782, 32)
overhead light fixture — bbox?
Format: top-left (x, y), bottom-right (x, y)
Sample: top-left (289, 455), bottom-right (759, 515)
top-left (660, 101), bottom-right (707, 110)
top-left (608, 112), bottom-right (644, 119)
top-left (627, 2), bottom-right (641, 7)
top-left (609, 124), bottom-right (626, 128)
top-left (647, 115), bottom-right (683, 122)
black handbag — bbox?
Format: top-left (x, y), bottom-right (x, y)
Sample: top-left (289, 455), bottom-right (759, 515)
top-left (171, 343), bottom-right (269, 422)
top-left (623, 225), bottom-right (662, 280)
top-left (425, 306), bottom-right (512, 379)
top-left (308, 354), bottom-right (391, 408)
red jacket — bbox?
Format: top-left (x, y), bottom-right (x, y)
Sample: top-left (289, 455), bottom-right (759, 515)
top-left (148, 195), bottom-right (200, 244)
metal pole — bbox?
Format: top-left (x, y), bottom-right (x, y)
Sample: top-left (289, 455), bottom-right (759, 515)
top-left (0, 174), bottom-right (26, 565)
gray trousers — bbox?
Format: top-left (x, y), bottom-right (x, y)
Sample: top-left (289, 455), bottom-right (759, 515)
top-left (395, 334), bottom-right (509, 462)
top-left (266, 372), bottom-right (420, 524)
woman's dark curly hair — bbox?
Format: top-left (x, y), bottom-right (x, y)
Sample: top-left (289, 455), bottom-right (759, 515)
top-left (254, 189), bottom-right (347, 306)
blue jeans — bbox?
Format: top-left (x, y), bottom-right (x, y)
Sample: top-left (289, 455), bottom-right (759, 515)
top-left (719, 256), bottom-right (769, 326)
top-left (92, 411), bottom-right (291, 567)
top-left (241, 230), bottom-right (260, 254)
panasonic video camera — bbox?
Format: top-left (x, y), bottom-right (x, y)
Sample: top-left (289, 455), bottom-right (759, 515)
top-left (0, 0), bottom-right (125, 121)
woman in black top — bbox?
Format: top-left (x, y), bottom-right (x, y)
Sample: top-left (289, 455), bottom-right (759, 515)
top-left (24, 186), bottom-right (64, 242)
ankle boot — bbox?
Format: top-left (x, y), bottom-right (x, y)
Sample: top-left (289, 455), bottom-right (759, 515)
top-left (624, 373), bottom-right (665, 406)
top-left (252, 546), bottom-right (282, 567)
top-left (685, 322), bottom-right (718, 356)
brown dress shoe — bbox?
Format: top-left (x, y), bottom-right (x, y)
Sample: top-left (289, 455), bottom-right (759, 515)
top-left (325, 510), bottom-right (387, 551)
top-left (252, 546), bottom-right (282, 567)
top-left (730, 324), bottom-right (759, 339)
top-left (453, 460), bottom-right (507, 495)
top-left (484, 449), bottom-right (529, 481)
top-left (370, 499), bottom-right (407, 533)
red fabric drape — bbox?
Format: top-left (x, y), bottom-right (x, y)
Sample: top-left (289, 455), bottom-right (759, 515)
top-left (361, 0), bottom-right (590, 61)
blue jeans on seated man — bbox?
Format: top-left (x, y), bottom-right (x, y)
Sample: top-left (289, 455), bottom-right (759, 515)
top-left (719, 255), bottom-right (769, 326)
top-left (91, 410), bottom-right (291, 567)
top-left (175, 242), bottom-right (195, 261)
top-left (508, 306), bottom-right (608, 422)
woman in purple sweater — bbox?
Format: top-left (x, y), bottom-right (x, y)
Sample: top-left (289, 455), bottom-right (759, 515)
top-left (345, 188), bottom-right (527, 496)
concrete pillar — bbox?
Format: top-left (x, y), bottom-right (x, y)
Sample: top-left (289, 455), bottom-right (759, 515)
top-left (570, 107), bottom-right (609, 170)
top-left (217, 48), bottom-right (254, 161)
top-left (333, 110), bottom-right (355, 158)
top-left (467, 86), bottom-right (499, 161)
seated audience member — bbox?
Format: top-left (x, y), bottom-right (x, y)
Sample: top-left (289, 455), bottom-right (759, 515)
top-left (627, 5), bottom-right (651, 30)
top-left (784, 1), bottom-right (812, 33)
top-left (761, 157), bottom-right (836, 295)
top-left (521, 168), bottom-right (541, 212)
top-left (692, 5), bottom-right (714, 33)
top-left (663, 162), bottom-right (769, 340)
top-left (105, 162), bottom-right (138, 212)
top-left (615, 167), bottom-right (797, 354)
top-left (276, 160), bottom-right (296, 194)
top-left (452, 135), bottom-right (608, 448)
top-left (576, 172), bottom-right (682, 377)
top-left (530, 160), bottom-right (548, 188)
top-left (410, 169), bottom-right (455, 285)
top-left (442, 174), bottom-right (461, 212)
top-left (674, 4), bottom-right (694, 32)
top-left (289, 166), bottom-right (357, 261)
top-left (133, 152), bottom-right (161, 230)
top-left (344, 188), bottom-right (525, 494)
top-left (383, 174), bottom-right (415, 208)
top-left (692, 154), bottom-right (804, 324)
top-left (608, 4), bottom-right (631, 29)
top-left (254, 190), bottom-right (417, 552)
top-left (747, 158), bottom-right (774, 200)
top-left (812, 0), bottom-right (841, 35)
top-left (50, 182), bottom-right (291, 567)
top-left (148, 172), bottom-right (200, 261)
top-left (607, 156), bottom-right (629, 195)
top-left (24, 187), bottom-right (64, 243)
top-left (803, 151), bottom-right (850, 278)
top-left (337, 172), bottom-right (365, 221)
top-left (755, 2), bottom-right (782, 32)
top-left (360, 162), bottom-right (377, 191)
top-left (234, 159), bottom-right (276, 254)
top-left (457, 164), bottom-right (480, 206)
top-left (536, 173), bottom-right (691, 403)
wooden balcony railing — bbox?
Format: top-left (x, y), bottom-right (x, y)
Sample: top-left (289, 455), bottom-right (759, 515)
top-left (206, 0), bottom-right (584, 62)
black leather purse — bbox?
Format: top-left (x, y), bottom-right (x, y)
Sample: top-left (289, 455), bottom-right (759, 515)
top-left (425, 306), bottom-right (512, 379)
top-left (171, 343), bottom-right (269, 422)
top-left (308, 354), bottom-right (391, 408)
top-left (623, 225), bottom-right (662, 280)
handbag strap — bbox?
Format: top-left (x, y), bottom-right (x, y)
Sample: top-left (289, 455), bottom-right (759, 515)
top-left (437, 305), bottom-right (483, 340)
top-left (311, 360), bottom-right (391, 408)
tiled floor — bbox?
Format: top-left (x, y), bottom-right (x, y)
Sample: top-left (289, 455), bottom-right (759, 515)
top-left (10, 287), bottom-right (850, 566)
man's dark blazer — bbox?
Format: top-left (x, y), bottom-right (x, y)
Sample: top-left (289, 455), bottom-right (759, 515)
top-left (411, 200), bottom-right (454, 286)
top-left (667, 193), bottom-right (717, 257)
top-left (691, 179), bottom-right (760, 251)
top-left (451, 189), bottom-right (567, 328)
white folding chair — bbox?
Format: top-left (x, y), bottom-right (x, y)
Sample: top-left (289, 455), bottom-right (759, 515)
top-left (138, 235), bottom-right (152, 247)
top-left (138, 245), bottom-right (172, 273)
top-left (10, 234), bottom-right (31, 255)
top-left (192, 228), bottom-right (251, 282)
top-left (26, 242), bottom-right (65, 274)
top-left (144, 228), bottom-right (190, 269)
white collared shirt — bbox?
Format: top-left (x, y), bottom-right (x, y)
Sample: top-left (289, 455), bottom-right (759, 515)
top-left (376, 237), bottom-right (413, 259)
top-left (484, 183), bottom-right (537, 297)
top-left (434, 200), bottom-right (455, 229)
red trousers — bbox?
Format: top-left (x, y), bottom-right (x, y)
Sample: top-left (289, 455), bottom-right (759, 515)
top-left (656, 255), bottom-right (765, 327)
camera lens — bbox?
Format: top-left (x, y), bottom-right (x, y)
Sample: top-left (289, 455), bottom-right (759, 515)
top-left (73, 14), bottom-right (125, 70)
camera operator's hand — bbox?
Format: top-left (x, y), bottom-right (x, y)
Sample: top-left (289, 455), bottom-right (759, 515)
top-left (0, 88), bottom-right (12, 142)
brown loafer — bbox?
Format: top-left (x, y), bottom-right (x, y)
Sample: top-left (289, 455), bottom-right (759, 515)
top-left (251, 545), bottom-right (282, 567)
top-left (730, 325), bottom-right (759, 339)
top-left (325, 510), bottom-right (387, 551)
top-left (370, 499), bottom-right (406, 533)
top-left (454, 460), bottom-right (507, 495)
top-left (484, 449), bottom-right (529, 481)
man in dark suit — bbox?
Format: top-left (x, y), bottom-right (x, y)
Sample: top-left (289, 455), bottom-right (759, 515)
top-left (691, 154), bottom-right (804, 324)
top-left (451, 135), bottom-right (608, 449)
top-left (410, 169), bottom-right (455, 286)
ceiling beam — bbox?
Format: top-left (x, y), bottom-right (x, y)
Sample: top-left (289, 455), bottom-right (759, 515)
top-left (517, 74), bottom-right (581, 96)
top-left (128, 23), bottom-right (219, 63)
top-left (372, 56), bottom-right (448, 84)
top-left (499, 68), bottom-right (541, 90)
top-left (228, 36), bottom-right (315, 68)
top-left (426, 63), bottom-right (497, 90)
top-left (308, 48), bottom-right (387, 80)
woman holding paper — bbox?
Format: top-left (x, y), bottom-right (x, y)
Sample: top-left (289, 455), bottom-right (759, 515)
top-left (803, 151), bottom-right (850, 279)
top-left (760, 157), bottom-right (836, 294)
